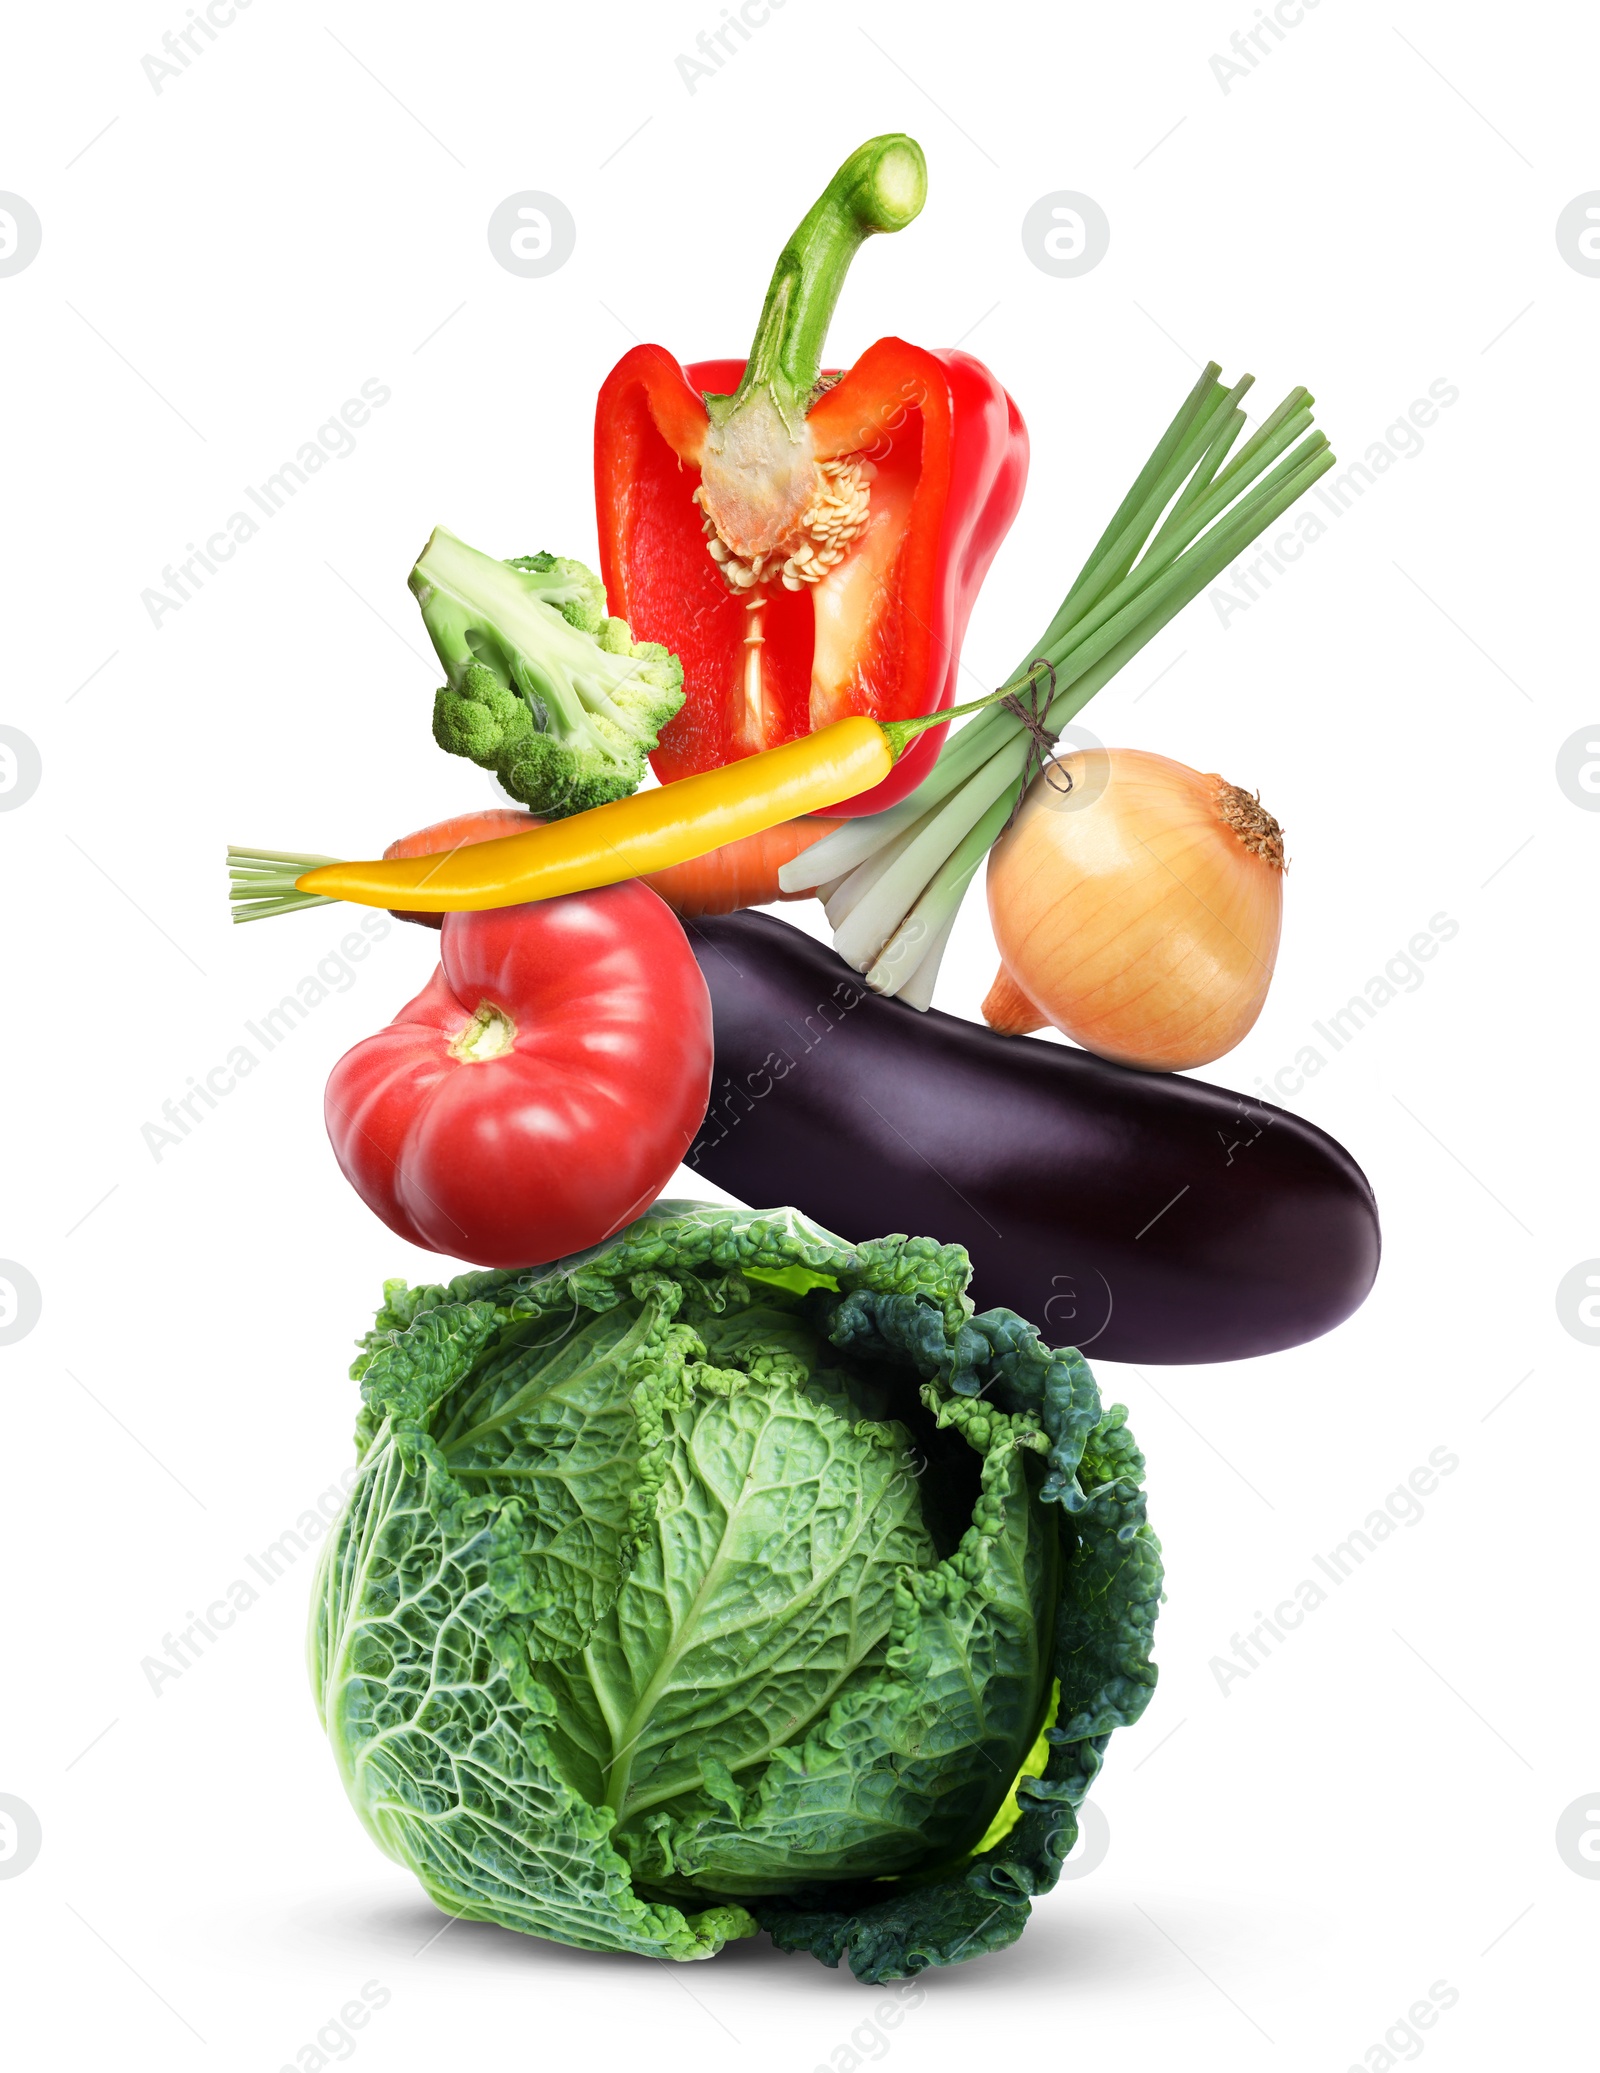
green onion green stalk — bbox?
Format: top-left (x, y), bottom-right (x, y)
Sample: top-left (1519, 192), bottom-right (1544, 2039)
top-left (779, 361), bottom-right (1335, 1007)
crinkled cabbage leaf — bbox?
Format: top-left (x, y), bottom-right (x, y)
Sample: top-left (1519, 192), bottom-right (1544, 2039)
top-left (310, 1203), bottom-right (1161, 1981)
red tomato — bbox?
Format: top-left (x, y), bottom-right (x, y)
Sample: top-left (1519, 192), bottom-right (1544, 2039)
top-left (324, 885), bottom-right (713, 1269)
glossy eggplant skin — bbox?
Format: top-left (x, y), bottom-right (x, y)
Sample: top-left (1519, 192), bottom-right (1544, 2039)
top-left (684, 912), bottom-right (1380, 1365)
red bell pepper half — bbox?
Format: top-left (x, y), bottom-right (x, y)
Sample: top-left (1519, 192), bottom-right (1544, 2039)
top-left (323, 886), bottom-right (712, 1271)
top-left (595, 134), bottom-right (1027, 817)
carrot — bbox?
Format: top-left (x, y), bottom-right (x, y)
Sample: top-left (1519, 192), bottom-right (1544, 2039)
top-left (384, 809), bottom-right (537, 860)
top-left (383, 809), bottom-right (537, 928)
top-left (641, 816), bottom-right (842, 916)
top-left (378, 807), bottom-right (839, 927)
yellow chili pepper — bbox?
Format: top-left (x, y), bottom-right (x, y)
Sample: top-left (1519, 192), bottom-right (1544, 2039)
top-left (311, 715), bottom-right (893, 912)
top-left (231, 704), bottom-right (963, 921)
top-left (228, 688), bottom-right (1009, 923)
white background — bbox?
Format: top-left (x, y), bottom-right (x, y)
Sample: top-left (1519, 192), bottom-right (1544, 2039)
top-left (2, 1), bottom-right (1594, 2067)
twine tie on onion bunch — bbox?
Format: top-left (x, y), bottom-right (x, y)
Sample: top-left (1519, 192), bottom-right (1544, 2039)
top-left (997, 660), bottom-right (1074, 828)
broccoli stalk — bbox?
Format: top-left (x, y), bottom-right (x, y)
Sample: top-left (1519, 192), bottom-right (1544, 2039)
top-left (409, 526), bottom-right (684, 818)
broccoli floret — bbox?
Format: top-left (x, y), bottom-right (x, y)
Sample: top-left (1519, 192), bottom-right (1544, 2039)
top-left (409, 527), bottom-right (684, 818)
top-left (502, 551), bottom-right (609, 632)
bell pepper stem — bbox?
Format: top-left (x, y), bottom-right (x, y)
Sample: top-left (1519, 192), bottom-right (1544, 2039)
top-left (709, 134), bottom-right (927, 433)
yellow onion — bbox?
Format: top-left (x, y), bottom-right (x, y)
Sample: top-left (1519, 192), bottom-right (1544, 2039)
top-left (984, 747), bottom-right (1285, 1071)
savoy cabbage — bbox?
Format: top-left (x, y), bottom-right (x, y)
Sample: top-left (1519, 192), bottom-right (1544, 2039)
top-left (309, 1203), bottom-right (1161, 1981)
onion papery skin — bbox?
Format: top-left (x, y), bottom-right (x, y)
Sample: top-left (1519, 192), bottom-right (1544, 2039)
top-left (986, 748), bottom-right (1284, 1072)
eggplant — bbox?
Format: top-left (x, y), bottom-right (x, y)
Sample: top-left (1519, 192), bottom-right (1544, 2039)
top-left (683, 911), bottom-right (1379, 1364)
